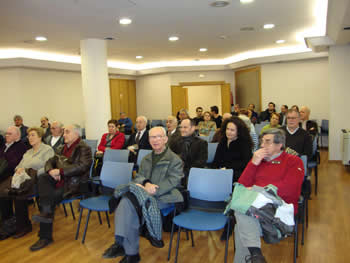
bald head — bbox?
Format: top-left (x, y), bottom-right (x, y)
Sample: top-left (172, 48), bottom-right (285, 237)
top-left (6, 126), bottom-right (20, 143)
top-left (300, 106), bottom-right (310, 121)
top-left (223, 113), bottom-right (232, 120)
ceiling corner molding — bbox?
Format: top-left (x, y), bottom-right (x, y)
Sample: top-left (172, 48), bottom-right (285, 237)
top-left (305, 36), bottom-right (335, 52)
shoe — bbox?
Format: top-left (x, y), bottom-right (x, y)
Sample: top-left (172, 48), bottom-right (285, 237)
top-left (141, 229), bottom-right (164, 248)
top-left (119, 254), bottom-right (141, 263)
top-left (0, 230), bottom-right (13, 241)
top-left (102, 242), bottom-right (125, 258)
top-left (30, 238), bottom-right (53, 251)
top-left (13, 225), bottom-right (32, 239)
top-left (32, 213), bottom-right (53, 223)
top-left (245, 254), bottom-right (267, 263)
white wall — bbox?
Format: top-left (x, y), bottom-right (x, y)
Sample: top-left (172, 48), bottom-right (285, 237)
top-left (0, 68), bottom-right (84, 132)
top-left (261, 58), bottom-right (329, 123)
top-left (329, 45), bottom-right (350, 161)
top-left (186, 85), bottom-right (222, 117)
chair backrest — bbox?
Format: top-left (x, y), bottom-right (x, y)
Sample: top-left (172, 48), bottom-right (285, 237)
top-left (321, 119), bottom-right (329, 133)
top-left (208, 130), bottom-right (216, 142)
top-left (103, 149), bottom-right (129, 163)
top-left (200, 136), bottom-right (210, 143)
top-left (300, 155), bottom-right (307, 177)
top-left (188, 167), bottom-right (233, 202)
top-left (207, 143), bottom-right (218, 163)
top-left (84, 139), bottom-right (98, 149)
top-left (137, 149), bottom-right (152, 166)
top-left (151, 119), bottom-right (164, 127)
top-left (100, 161), bottom-right (134, 189)
top-left (312, 137), bottom-right (318, 156)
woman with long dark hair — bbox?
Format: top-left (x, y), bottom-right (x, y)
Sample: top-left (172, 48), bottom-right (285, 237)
top-left (212, 116), bottom-right (253, 182)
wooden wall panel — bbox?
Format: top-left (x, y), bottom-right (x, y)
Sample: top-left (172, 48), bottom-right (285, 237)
top-left (221, 83), bottom-right (231, 114)
top-left (171, 85), bottom-right (188, 116)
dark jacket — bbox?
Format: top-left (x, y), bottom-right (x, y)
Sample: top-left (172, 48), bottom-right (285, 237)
top-left (167, 128), bottom-right (181, 149)
top-left (44, 140), bottom-right (92, 195)
top-left (0, 135), bottom-right (4, 149)
top-left (124, 130), bottom-right (152, 163)
top-left (44, 135), bottom-right (65, 151)
top-left (212, 137), bottom-right (252, 181)
top-left (0, 140), bottom-right (27, 182)
top-left (260, 109), bottom-right (275, 122)
top-left (281, 126), bottom-right (313, 160)
top-left (300, 120), bottom-right (318, 138)
top-left (170, 135), bottom-right (208, 179)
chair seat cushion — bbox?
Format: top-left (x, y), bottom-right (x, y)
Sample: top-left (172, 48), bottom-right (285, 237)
top-left (173, 209), bottom-right (228, 231)
top-left (79, 195), bottom-right (110, 211)
top-left (61, 196), bottom-right (81, 204)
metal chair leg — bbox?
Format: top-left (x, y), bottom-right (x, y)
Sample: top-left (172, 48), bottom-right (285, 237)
top-left (224, 220), bottom-right (230, 263)
top-left (168, 222), bottom-right (175, 261)
top-left (306, 198), bottom-right (309, 228)
top-left (185, 229), bottom-right (189, 240)
top-left (174, 226), bottom-right (182, 263)
top-left (62, 203), bottom-right (68, 217)
top-left (75, 207), bottom-right (84, 240)
top-left (190, 230), bottom-right (194, 247)
top-left (301, 201), bottom-right (305, 246)
top-left (69, 202), bottom-right (75, 220)
top-left (82, 210), bottom-right (91, 244)
top-left (315, 166), bottom-right (318, 195)
top-left (294, 222), bottom-right (298, 263)
top-left (105, 211), bottom-right (110, 228)
top-left (97, 211), bottom-right (102, 224)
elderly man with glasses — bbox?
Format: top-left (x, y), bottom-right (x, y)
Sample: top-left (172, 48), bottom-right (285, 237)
top-left (233, 128), bottom-right (304, 263)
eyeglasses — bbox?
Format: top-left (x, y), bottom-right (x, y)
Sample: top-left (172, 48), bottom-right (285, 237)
top-left (260, 139), bottom-right (274, 146)
top-left (287, 117), bottom-right (298, 120)
top-left (149, 135), bottom-right (165, 140)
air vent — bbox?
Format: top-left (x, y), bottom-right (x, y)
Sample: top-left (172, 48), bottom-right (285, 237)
top-left (104, 37), bottom-right (115, 40)
top-left (240, 27), bottom-right (255, 31)
top-left (23, 40), bottom-right (35, 44)
top-left (344, 27), bottom-right (350, 30)
top-left (210, 0), bottom-right (230, 7)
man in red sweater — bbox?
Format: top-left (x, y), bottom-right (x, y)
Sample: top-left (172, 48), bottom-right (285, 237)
top-left (235, 128), bottom-right (304, 263)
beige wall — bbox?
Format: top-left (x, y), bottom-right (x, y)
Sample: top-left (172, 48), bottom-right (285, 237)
top-left (261, 58), bottom-right (329, 123)
top-left (0, 68), bottom-right (84, 132)
top-left (329, 45), bottom-right (350, 161)
top-left (186, 85), bottom-right (222, 118)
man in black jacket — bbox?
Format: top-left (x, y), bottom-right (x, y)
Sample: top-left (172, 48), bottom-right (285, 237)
top-left (29, 124), bottom-right (92, 251)
top-left (299, 106), bottom-right (318, 139)
top-left (124, 116), bottom-right (152, 163)
top-left (259, 102), bottom-right (276, 122)
top-left (169, 118), bottom-right (208, 186)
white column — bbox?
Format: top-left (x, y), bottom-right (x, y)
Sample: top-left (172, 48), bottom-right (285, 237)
top-left (80, 39), bottom-right (111, 140)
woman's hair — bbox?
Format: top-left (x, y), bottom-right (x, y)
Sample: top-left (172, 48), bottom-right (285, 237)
top-left (271, 112), bottom-right (280, 119)
top-left (203, 111), bottom-right (211, 118)
top-left (220, 116), bottom-right (253, 151)
top-left (108, 119), bottom-right (119, 127)
top-left (27, 127), bottom-right (44, 138)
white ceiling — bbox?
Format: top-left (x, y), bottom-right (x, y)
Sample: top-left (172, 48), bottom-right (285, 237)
top-left (0, 0), bottom-right (348, 72)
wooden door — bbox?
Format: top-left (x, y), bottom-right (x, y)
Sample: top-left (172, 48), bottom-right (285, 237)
top-left (109, 79), bottom-right (137, 125)
top-left (221, 83), bottom-right (231, 114)
top-left (171, 85), bottom-right (188, 116)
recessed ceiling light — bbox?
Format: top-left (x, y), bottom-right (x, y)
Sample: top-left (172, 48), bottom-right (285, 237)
top-left (199, 74), bottom-right (205, 78)
top-left (169, 36), bottom-right (179, 41)
top-left (219, 35), bottom-right (228, 40)
top-left (276, 40), bottom-right (286, 44)
top-left (199, 48), bottom-right (208, 52)
top-left (136, 55), bottom-right (143, 59)
top-left (35, 36), bottom-right (47, 41)
top-left (210, 0), bottom-right (230, 7)
top-left (119, 18), bottom-right (132, 25)
top-left (263, 24), bottom-right (275, 29)
top-left (240, 0), bottom-right (254, 4)
top-left (104, 37), bottom-right (115, 40)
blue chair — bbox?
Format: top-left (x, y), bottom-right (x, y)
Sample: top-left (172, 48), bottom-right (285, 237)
top-left (307, 137), bottom-right (320, 195)
top-left (84, 139), bottom-right (98, 149)
top-left (199, 135), bottom-right (210, 143)
top-left (60, 195), bottom-right (82, 220)
top-left (320, 119), bottom-right (328, 147)
top-left (136, 149), bottom-right (152, 167)
top-left (207, 142), bottom-right (218, 164)
top-left (75, 161), bottom-right (134, 243)
top-left (103, 149), bottom-right (129, 163)
top-left (168, 168), bottom-right (233, 263)
top-left (151, 119), bottom-right (164, 127)
top-left (208, 130), bottom-right (216, 142)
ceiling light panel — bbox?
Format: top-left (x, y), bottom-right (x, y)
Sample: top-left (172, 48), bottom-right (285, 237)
top-left (199, 48), bottom-right (207, 52)
top-left (119, 18), bottom-right (132, 25)
top-left (240, 0), bottom-right (254, 4)
top-left (263, 24), bottom-right (275, 29)
top-left (35, 36), bottom-right (47, 41)
top-left (168, 36), bottom-right (179, 41)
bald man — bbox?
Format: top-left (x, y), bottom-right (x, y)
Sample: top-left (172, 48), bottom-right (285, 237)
top-left (299, 106), bottom-right (318, 138)
top-left (0, 126), bottom-right (27, 226)
top-left (166, 115), bottom-right (181, 148)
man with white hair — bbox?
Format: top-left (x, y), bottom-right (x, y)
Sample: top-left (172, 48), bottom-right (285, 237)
top-left (102, 127), bottom-right (183, 263)
top-left (299, 106), bottom-right (318, 138)
top-left (13, 115), bottom-right (28, 142)
top-left (44, 121), bottom-right (64, 151)
top-left (124, 116), bottom-right (152, 163)
top-left (0, 126), bottom-right (27, 224)
top-left (29, 124), bottom-right (92, 251)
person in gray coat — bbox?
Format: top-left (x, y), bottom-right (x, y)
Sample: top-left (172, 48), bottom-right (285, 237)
top-left (102, 126), bottom-right (184, 263)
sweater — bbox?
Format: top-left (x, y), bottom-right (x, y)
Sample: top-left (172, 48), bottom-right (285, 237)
top-left (98, 132), bottom-right (125, 152)
top-left (238, 152), bottom-right (304, 213)
top-left (281, 127), bottom-right (312, 159)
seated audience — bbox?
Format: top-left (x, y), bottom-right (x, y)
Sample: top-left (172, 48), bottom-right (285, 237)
top-left (118, 112), bottom-right (133, 135)
top-left (0, 134), bottom-right (4, 148)
top-left (177, 109), bottom-right (190, 124)
top-left (232, 104), bottom-right (240, 116)
top-left (212, 117), bottom-right (253, 182)
top-left (211, 113), bottom-right (232, 143)
top-left (0, 127), bottom-right (54, 240)
top-left (193, 107), bottom-right (204, 126)
top-left (198, 111), bottom-right (217, 136)
top-left (279, 105), bottom-right (288, 126)
top-left (14, 115), bottom-right (28, 142)
top-left (29, 124), bottom-right (92, 251)
top-left (102, 127), bottom-right (183, 262)
top-left (248, 104), bottom-right (258, 124)
top-left (210, 105), bottom-right (223, 128)
top-left (281, 109), bottom-right (312, 159)
top-left (291, 105), bottom-right (299, 112)
top-left (124, 116), bottom-right (152, 163)
top-left (44, 121), bottom-right (64, 151)
top-left (259, 102), bottom-right (276, 122)
top-left (234, 128), bottom-right (304, 263)
top-left (0, 126), bottom-right (27, 224)
top-left (238, 114), bottom-right (258, 152)
top-left (170, 119), bottom-right (208, 185)
top-left (299, 106), bottom-right (318, 139)
top-left (166, 115), bottom-right (181, 148)
top-left (40, 116), bottom-right (51, 139)
top-left (260, 112), bottom-right (281, 134)
top-left (96, 119), bottom-right (125, 155)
